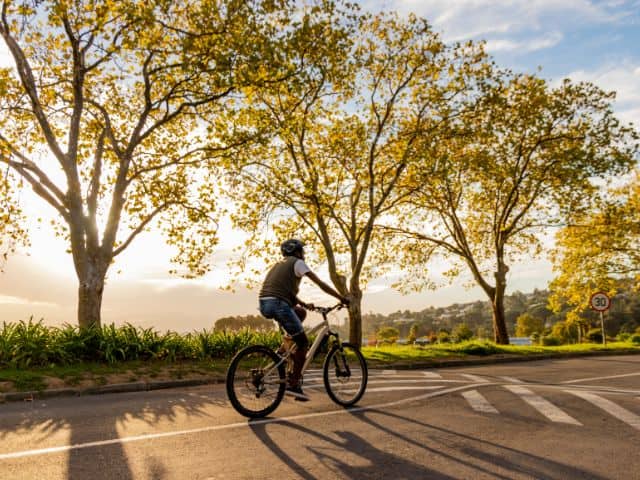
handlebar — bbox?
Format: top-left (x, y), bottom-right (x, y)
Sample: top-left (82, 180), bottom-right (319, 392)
top-left (304, 302), bottom-right (348, 315)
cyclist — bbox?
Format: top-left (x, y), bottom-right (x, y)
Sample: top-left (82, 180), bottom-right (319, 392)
top-left (259, 239), bottom-right (349, 401)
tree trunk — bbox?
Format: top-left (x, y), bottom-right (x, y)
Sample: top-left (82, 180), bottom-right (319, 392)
top-left (348, 290), bottom-right (363, 348)
top-left (491, 299), bottom-right (510, 344)
top-left (492, 268), bottom-right (510, 344)
top-left (77, 267), bottom-right (106, 329)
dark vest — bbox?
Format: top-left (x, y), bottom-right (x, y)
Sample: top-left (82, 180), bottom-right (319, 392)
top-left (259, 256), bottom-right (301, 306)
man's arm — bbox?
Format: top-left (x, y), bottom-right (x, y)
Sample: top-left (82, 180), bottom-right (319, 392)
top-left (304, 271), bottom-right (349, 304)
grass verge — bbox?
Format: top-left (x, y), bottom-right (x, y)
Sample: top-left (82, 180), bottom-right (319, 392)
top-left (0, 359), bottom-right (229, 392)
top-left (0, 341), bottom-right (638, 394)
top-left (362, 340), bottom-right (640, 366)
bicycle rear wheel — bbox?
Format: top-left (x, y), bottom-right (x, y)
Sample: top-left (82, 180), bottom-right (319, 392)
top-left (226, 345), bottom-right (286, 418)
top-left (323, 342), bottom-right (368, 407)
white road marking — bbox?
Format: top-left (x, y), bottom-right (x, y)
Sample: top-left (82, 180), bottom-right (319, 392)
top-left (560, 372), bottom-right (640, 384)
top-left (422, 371), bottom-right (442, 379)
top-left (349, 386), bottom-right (443, 393)
top-left (504, 385), bottom-right (582, 425)
top-left (498, 376), bottom-right (525, 384)
top-left (568, 390), bottom-right (640, 431)
top-left (460, 374), bottom-right (490, 383)
top-left (0, 383), bottom-right (489, 460)
top-left (381, 369), bottom-right (397, 375)
top-left (462, 390), bottom-right (499, 414)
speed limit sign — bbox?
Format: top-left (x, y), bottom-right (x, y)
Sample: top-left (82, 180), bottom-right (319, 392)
top-left (590, 292), bottom-right (611, 312)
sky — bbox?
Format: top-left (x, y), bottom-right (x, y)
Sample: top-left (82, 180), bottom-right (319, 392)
top-left (0, 0), bottom-right (639, 331)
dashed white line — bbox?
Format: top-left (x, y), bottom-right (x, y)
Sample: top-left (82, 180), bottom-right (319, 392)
top-left (568, 390), bottom-right (640, 431)
top-left (462, 390), bottom-right (499, 414)
top-left (504, 385), bottom-right (581, 425)
top-left (422, 371), bottom-right (442, 379)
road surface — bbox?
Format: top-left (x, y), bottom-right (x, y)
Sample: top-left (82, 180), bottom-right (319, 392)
top-left (1, 355), bottom-right (639, 479)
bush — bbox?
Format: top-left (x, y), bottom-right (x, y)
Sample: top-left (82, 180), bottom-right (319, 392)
top-left (586, 328), bottom-right (603, 343)
top-left (376, 326), bottom-right (399, 345)
top-left (631, 334), bottom-right (640, 345)
top-left (452, 323), bottom-right (473, 343)
top-left (457, 341), bottom-right (500, 356)
top-left (617, 333), bottom-right (631, 342)
top-left (541, 335), bottom-right (562, 346)
top-left (0, 321), bottom-right (283, 367)
top-left (437, 331), bottom-right (451, 344)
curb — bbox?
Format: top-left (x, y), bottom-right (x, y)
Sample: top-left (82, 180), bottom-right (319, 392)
top-left (0, 377), bottom-right (224, 404)
top-left (1, 349), bottom-right (638, 404)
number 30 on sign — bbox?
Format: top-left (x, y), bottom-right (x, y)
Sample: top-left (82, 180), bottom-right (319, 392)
top-left (590, 292), bottom-right (611, 312)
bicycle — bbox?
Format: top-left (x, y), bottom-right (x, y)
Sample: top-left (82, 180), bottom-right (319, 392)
top-left (225, 303), bottom-right (368, 418)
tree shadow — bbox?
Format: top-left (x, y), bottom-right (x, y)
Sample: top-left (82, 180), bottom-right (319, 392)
top-left (249, 419), bottom-right (456, 479)
top-left (349, 408), bottom-right (611, 480)
top-left (0, 387), bottom-right (226, 479)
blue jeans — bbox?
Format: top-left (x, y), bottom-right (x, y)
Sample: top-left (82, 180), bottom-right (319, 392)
top-left (259, 297), bottom-right (304, 336)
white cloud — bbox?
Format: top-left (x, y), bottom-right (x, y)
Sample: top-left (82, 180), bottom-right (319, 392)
top-left (485, 31), bottom-right (563, 53)
top-left (363, 0), bottom-right (618, 40)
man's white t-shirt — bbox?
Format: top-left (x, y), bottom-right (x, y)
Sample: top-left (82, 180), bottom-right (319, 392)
top-left (294, 259), bottom-right (311, 278)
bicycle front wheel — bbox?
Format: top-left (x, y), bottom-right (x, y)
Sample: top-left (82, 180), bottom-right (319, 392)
top-left (226, 345), bottom-right (286, 418)
top-left (323, 342), bottom-right (368, 407)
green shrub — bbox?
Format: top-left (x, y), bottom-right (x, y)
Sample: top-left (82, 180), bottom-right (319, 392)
top-left (631, 334), bottom-right (640, 345)
top-left (541, 335), bottom-right (562, 346)
top-left (452, 323), bottom-right (473, 343)
top-left (0, 321), bottom-right (283, 367)
top-left (586, 328), bottom-right (603, 343)
top-left (617, 333), bottom-right (631, 342)
top-left (457, 341), bottom-right (500, 356)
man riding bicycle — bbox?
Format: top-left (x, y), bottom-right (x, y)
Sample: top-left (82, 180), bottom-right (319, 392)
top-left (259, 239), bottom-right (349, 401)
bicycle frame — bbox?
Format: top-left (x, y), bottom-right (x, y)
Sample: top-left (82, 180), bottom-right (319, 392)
top-left (270, 306), bottom-right (342, 379)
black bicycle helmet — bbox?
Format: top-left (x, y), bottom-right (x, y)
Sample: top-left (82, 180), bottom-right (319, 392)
top-left (280, 239), bottom-right (305, 257)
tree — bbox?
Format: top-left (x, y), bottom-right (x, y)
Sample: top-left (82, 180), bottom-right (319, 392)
top-left (214, 315), bottom-right (274, 331)
top-left (407, 324), bottom-right (418, 344)
top-left (549, 171), bottom-right (640, 322)
top-left (386, 73), bottom-right (638, 344)
top-left (376, 326), bottom-right (399, 344)
top-left (515, 312), bottom-right (544, 337)
top-left (452, 322), bottom-right (473, 342)
top-left (0, 0), bottom-right (296, 327)
top-left (222, 12), bottom-right (491, 346)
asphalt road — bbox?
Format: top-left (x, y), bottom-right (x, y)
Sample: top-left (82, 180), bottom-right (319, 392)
top-left (1, 355), bottom-right (639, 479)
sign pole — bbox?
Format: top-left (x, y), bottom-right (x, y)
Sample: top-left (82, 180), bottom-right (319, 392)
top-left (590, 292), bottom-right (611, 346)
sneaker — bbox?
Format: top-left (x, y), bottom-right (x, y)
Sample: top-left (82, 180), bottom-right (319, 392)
top-left (285, 385), bottom-right (310, 402)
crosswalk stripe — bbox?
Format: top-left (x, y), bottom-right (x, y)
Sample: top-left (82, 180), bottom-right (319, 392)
top-left (568, 390), bottom-right (640, 431)
top-left (498, 376), bottom-right (525, 384)
top-left (462, 390), bottom-right (499, 413)
top-left (505, 385), bottom-right (581, 425)
top-left (460, 374), bottom-right (490, 383)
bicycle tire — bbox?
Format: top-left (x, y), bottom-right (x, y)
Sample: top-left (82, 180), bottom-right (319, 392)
top-left (226, 345), bottom-right (286, 418)
top-left (323, 342), bottom-right (368, 407)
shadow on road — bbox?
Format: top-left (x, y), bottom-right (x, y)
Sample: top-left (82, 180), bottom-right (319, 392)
top-left (351, 408), bottom-right (611, 480)
top-left (0, 388), bottom-right (226, 479)
top-left (249, 419), bottom-right (456, 480)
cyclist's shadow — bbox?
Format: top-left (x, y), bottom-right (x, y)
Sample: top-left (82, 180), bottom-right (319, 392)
top-left (248, 419), bottom-right (454, 480)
